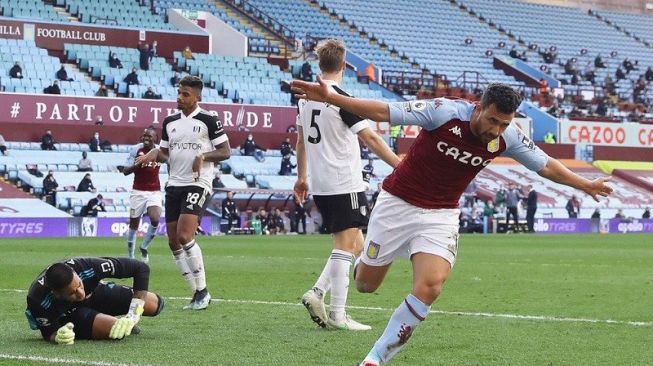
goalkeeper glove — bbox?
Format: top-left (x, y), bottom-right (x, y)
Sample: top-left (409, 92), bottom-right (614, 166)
top-left (55, 322), bottom-right (75, 345)
top-left (109, 317), bottom-right (134, 340)
top-left (125, 298), bottom-right (145, 327)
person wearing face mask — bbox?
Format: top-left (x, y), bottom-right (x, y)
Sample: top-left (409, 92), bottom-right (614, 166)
top-left (239, 133), bottom-right (266, 162)
top-left (42, 170), bottom-right (59, 206)
top-left (89, 132), bottom-right (101, 152)
top-left (25, 257), bottom-right (164, 344)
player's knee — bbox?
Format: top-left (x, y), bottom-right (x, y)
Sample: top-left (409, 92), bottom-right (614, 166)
top-left (414, 280), bottom-right (446, 304)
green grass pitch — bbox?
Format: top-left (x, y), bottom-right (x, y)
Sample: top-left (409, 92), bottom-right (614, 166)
top-left (0, 234), bottom-right (651, 365)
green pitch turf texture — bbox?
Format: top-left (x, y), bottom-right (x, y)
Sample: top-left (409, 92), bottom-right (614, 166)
top-left (0, 234), bottom-right (651, 366)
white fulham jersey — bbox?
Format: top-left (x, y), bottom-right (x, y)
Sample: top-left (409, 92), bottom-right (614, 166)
top-left (296, 79), bottom-right (370, 195)
top-left (160, 106), bottom-right (228, 192)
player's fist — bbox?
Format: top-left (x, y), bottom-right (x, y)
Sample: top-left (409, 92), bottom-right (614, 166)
top-left (55, 322), bottom-right (75, 345)
top-left (109, 317), bottom-right (135, 339)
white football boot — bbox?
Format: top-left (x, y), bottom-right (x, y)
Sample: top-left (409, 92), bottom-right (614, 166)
top-left (301, 288), bottom-right (328, 328)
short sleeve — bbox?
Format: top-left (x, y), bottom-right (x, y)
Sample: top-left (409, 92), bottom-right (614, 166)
top-left (501, 124), bottom-right (549, 172)
top-left (339, 108), bottom-right (370, 134)
top-left (125, 144), bottom-right (142, 165)
top-left (388, 98), bottom-right (469, 131)
top-left (206, 115), bottom-right (228, 146)
top-left (159, 121), bottom-right (169, 148)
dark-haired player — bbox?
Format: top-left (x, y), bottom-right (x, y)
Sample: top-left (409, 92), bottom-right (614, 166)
top-left (25, 257), bottom-right (163, 344)
top-left (122, 128), bottom-right (161, 262)
top-left (136, 76), bottom-right (230, 310)
top-left (291, 79), bottom-right (614, 365)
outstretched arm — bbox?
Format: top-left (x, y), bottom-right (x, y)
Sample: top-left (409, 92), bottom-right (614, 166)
top-left (292, 75), bottom-right (390, 122)
top-left (358, 128), bottom-right (400, 169)
top-left (538, 158), bottom-right (613, 202)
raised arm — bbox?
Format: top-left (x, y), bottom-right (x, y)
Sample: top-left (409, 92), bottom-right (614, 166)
top-left (292, 75), bottom-right (390, 122)
top-left (537, 158), bottom-right (613, 202)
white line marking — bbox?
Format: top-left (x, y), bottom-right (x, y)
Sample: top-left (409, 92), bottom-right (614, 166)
top-left (0, 354), bottom-right (152, 366)
top-left (4, 289), bottom-right (650, 327)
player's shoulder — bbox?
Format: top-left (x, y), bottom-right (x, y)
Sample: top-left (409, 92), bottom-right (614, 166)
top-left (163, 111), bottom-right (183, 124)
top-left (331, 84), bottom-right (352, 98)
top-left (502, 122), bottom-right (529, 145)
top-left (432, 97), bottom-right (475, 121)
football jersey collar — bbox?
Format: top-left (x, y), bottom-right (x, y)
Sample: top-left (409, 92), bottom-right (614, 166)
top-left (181, 105), bottom-right (202, 119)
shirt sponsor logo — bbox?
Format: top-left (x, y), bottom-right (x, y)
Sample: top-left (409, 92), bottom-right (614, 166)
top-left (436, 141), bottom-right (493, 167)
top-left (169, 142), bottom-right (203, 150)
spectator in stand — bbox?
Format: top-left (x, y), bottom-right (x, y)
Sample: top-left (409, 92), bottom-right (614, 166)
top-left (148, 41), bottom-right (157, 62)
top-left (509, 46), bottom-right (519, 59)
top-left (596, 99), bottom-right (608, 117)
top-left (463, 179), bottom-right (477, 208)
top-left (564, 59), bottom-right (576, 75)
top-left (570, 72), bottom-right (579, 86)
top-left (239, 133), bottom-right (266, 162)
top-left (95, 116), bottom-right (104, 126)
top-left (505, 183), bottom-right (521, 232)
top-left (56, 66), bottom-right (73, 81)
top-left (614, 209), bottom-right (626, 219)
top-left (139, 43), bottom-right (150, 71)
top-left (634, 77), bottom-right (647, 103)
top-left (583, 61), bottom-right (595, 85)
top-left (300, 60), bottom-right (313, 82)
top-left (41, 130), bottom-right (56, 150)
top-left (594, 54), bottom-right (606, 68)
top-left (89, 132), bottom-right (101, 152)
top-left (212, 171), bottom-right (225, 189)
top-left (0, 133), bottom-right (6, 155)
top-left (81, 194), bottom-right (105, 217)
top-left (43, 80), bottom-right (61, 95)
top-left (77, 151), bottom-right (93, 172)
top-left (108, 52), bottom-right (123, 69)
top-left (615, 66), bottom-right (626, 81)
top-left (95, 85), bottom-right (108, 97)
top-left (77, 173), bottom-right (96, 192)
top-left (622, 58), bottom-right (634, 73)
top-left (278, 154), bottom-right (296, 176)
top-left (539, 78), bottom-right (549, 97)
top-left (124, 68), bottom-right (139, 85)
top-left (9, 61), bottom-right (23, 79)
top-left (591, 208), bottom-right (601, 219)
top-left (543, 131), bottom-right (556, 143)
top-left (280, 136), bottom-right (294, 156)
top-left (170, 72), bottom-right (182, 87)
top-left (643, 207), bottom-right (651, 219)
top-left (143, 86), bottom-right (159, 99)
top-left (293, 197), bottom-right (308, 234)
top-left (360, 143), bottom-right (370, 160)
top-left (525, 185), bottom-right (537, 233)
top-left (256, 208), bottom-right (270, 235)
top-left (495, 185), bottom-right (506, 208)
top-left (181, 46), bottom-right (194, 60)
top-left (645, 67), bottom-right (653, 82)
top-left (273, 208), bottom-right (287, 234)
top-left (42, 170), bottom-right (59, 206)
top-left (566, 195), bottom-right (581, 218)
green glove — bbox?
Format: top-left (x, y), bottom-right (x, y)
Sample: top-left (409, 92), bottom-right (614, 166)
top-left (55, 322), bottom-right (75, 345)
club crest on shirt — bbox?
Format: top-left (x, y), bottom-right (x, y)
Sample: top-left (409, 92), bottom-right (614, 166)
top-left (487, 138), bottom-right (500, 153)
top-left (366, 241), bottom-right (380, 259)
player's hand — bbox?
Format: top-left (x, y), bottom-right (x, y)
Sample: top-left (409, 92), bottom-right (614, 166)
top-left (125, 298), bottom-right (145, 328)
top-left (55, 322), bottom-right (75, 345)
top-left (291, 75), bottom-right (333, 103)
top-left (583, 176), bottom-right (613, 202)
top-left (192, 155), bottom-right (204, 181)
top-left (135, 149), bottom-right (157, 167)
top-left (109, 317), bottom-right (135, 339)
top-left (293, 178), bottom-right (309, 203)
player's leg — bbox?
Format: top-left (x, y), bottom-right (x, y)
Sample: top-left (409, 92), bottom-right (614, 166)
top-left (177, 187), bottom-right (212, 310)
top-left (140, 203), bottom-right (162, 263)
top-left (127, 217), bottom-right (140, 259)
top-left (166, 187), bottom-right (197, 308)
top-left (128, 191), bottom-right (147, 259)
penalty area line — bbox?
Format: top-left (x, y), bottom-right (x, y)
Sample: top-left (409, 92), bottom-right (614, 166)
top-left (0, 354), bottom-right (152, 366)
top-left (3, 289), bottom-right (650, 327)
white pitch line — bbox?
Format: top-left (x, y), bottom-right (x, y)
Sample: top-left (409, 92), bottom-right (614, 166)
top-left (0, 354), bottom-right (152, 366)
top-left (4, 289), bottom-right (651, 328)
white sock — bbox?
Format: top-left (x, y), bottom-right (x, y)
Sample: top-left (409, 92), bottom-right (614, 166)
top-left (140, 224), bottom-right (157, 250)
top-left (313, 258), bottom-right (332, 296)
top-left (366, 294), bottom-right (430, 364)
top-left (173, 249), bottom-right (197, 292)
top-left (328, 249), bottom-right (355, 318)
top-left (184, 240), bottom-right (207, 291)
top-left (126, 229), bottom-right (137, 258)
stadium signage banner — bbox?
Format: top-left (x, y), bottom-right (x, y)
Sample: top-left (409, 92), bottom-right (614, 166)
top-left (0, 93), bottom-right (297, 133)
top-left (533, 218), bottom-right (593, 233)
top-left (0, 18), bottom-right (209, 57)
top-left (608, 219), bottom-right (653, 233)
top-left (0, 218), bottom-right (69, 237)
top-left (559, 120), bottom-right (653, 147)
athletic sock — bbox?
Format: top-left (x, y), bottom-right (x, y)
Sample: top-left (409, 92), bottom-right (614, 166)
top-left (173, 248), bottom-right (197, 292)
top-left (126, 229), bottom-right (137, 258)
top-left (367, 294), bottom-right (430, 364)
top-left (328, 249), bottom-right (355, 318)
top-left (140, 224), bottom-right (157, 251)
top-left (313, 258), bottom-right (332, 295)
top-left (183, 240), bottom-right (207, 291)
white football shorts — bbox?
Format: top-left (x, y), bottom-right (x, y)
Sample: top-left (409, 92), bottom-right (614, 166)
top-left (129, 190), bottom-right (163, 218)
top-left (361, 189), bottom-right (460, 268)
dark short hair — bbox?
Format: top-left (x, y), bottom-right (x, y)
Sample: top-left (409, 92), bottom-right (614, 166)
top-left (480, 83), bottom-right (522, 114)
top-left (179, 76), bottom-right (203, 93)
top-left (44, 263), bottom-right (74, 291)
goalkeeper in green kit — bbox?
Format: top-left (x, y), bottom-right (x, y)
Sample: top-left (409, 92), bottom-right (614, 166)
top-left (25, 257), bottom-right (164, 344)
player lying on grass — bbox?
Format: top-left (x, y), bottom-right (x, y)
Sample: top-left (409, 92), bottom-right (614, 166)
top-left (26, 257), bottom-right (164, 344)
